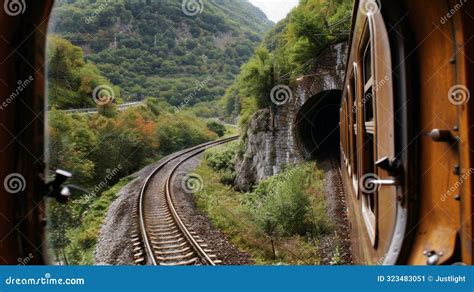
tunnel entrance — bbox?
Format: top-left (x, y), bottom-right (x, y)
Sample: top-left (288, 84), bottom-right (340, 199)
top-left (295, 90), bottom-right (342, 159)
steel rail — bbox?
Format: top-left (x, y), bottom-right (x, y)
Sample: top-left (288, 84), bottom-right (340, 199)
top-left (137, 136), bottom-right (238, 265)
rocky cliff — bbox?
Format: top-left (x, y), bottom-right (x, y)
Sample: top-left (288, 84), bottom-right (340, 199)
top-left (235, 42), bottom-right (348, 191)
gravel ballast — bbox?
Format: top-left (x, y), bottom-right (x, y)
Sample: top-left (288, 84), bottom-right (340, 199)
top-left (171, 155), bottom-right (253, 265)
top-left (94, 151), bottom-right (252, 265)
top-left (317, 155), bottom-right (353, 265)
top-left (94, 160), bottom-right (160, 265)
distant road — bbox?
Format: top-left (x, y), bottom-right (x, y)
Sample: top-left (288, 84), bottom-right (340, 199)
top-left (56, 102), bottom-right (143, 114)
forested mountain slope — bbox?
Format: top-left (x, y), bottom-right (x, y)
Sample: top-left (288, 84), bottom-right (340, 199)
top-left (221, 0), bottom-right (352, 122)
top-left (49, 0), bottom-right (272, 107)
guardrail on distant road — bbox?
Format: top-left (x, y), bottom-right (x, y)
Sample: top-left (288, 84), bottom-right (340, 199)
top-left (54, 102), bottom-right (143, 114)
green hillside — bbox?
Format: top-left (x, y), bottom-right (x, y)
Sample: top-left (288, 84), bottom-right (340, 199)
top-left (47, 35), bottom-right (120, 110)
top-left (49, 0), bottom-right (272, 108)
top-left (221, 0), bottom-right (352, 122)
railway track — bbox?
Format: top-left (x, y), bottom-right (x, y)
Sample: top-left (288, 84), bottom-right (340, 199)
top-left (131, 136), bottom-right (238, 265)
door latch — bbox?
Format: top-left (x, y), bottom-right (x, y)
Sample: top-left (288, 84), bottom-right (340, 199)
top-left (368, 179), bottom-right (398, 186)
top-left (427, 129), bottom-right (459, 144)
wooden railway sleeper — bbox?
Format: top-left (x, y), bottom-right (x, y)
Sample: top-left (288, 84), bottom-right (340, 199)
top-left (153, 237), bottom-right (186, 245)
top-left (153, 242), bottom-right (188, 250)
top-left (159, 258), bottom-right (199, 266)
top-left (156, 252), bottom-right (196, 262)
top-left (154, 246), bottom-right (192, 256)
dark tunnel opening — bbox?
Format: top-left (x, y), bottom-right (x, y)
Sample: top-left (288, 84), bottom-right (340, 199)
top-left (295, 90), bottom-right (342, 159)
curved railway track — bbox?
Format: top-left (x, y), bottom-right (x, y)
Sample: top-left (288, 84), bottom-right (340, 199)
top-left (131, 136), bottom-right (238, 265)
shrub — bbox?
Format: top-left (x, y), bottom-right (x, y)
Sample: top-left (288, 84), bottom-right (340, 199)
top-left (194, 149), bottom-right (334, 264)
top-left (204, 143), bottom-right (237, 173)
top-left (249, 164), bottom-right (332, 237)
top-left (202, 141), bottom-right (332, 238)
top-left (156, 113), bottom-right (217, 153)
top-left (206, 121), bottom-right (226, 137)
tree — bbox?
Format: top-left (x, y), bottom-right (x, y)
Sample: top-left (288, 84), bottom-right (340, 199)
top-left (207, 121), bottom-right (226, 137)
top-left (48, 36), bottom-right (119, 110)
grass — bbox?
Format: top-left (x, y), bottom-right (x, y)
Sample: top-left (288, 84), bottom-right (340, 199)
top-left (62, 177), bottom-right (134, 265)
top-left (193, 142), bottom-right (333, 265)
top-left (224, 123), bottom-right (239, 136)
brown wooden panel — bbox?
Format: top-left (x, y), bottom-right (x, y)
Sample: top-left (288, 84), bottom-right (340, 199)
top-left (405, 0), bottom-right (461, 265)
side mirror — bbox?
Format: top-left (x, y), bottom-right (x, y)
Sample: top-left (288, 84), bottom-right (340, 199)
top-left (44, 169), bottom-right (73, 203)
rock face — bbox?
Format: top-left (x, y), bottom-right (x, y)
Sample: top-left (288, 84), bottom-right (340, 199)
top-left (234, 42), bottom-right (348, 191)
top-left (234, 108), bottom-right (274, 191)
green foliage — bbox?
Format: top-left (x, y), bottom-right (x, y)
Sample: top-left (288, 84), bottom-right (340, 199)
top-left (47, 35), bottom-right (120, 110)
top-left (206, 121), bottom-right (226, 137)
top-left (48, 111), bottom-right (96, 185)
top-left (193, 142), bottom-right (333, 264)
top-left (155, 113), bottom-right (217, 154)
top-left (51, 0), bottom-right (272, 108)
top-left (47, 99), bottom-right (217, 264)
top-left (238, 97), bottom-right (258, 127)
top-left (187, 101), bottom-right (221, 119)
top-left (204, 143), bottom-right (237, 173)
top-left (203, 142), bottom-right (238, 185)
top-left (222, 0), bottom-right (352, 122)
top-left (49, 177), bottom-right (133, 265)
top-left (248, 165), bottom-right (332, 237)
top-left (239, 46), bottom-right (275, 109)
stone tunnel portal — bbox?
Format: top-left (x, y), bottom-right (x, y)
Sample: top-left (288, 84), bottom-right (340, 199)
top-left (295, 89), bottom-right (342, 158)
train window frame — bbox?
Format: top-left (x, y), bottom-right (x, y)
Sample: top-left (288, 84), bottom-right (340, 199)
top-left (351, 65), bottom-right (360, 196)
top-left (344, 96), bottom-right (350, 168)
top-left (358, 21), bottom-right (378, 246)
top-left (340, 97), bottom-right (348, 167)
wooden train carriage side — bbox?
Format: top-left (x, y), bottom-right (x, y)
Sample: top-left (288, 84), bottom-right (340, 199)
top-left (341, 0), bottom-right (398, 264)
top-left (0, 0), bottom-right (54, 264)
top-left (341, 0), bottom-right (474, 265)
top-left (404, 0), bottom-right (474, 266)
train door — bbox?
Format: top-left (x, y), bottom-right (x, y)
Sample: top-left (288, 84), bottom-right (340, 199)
top-left (354, 6), bottom-right (401, 263)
